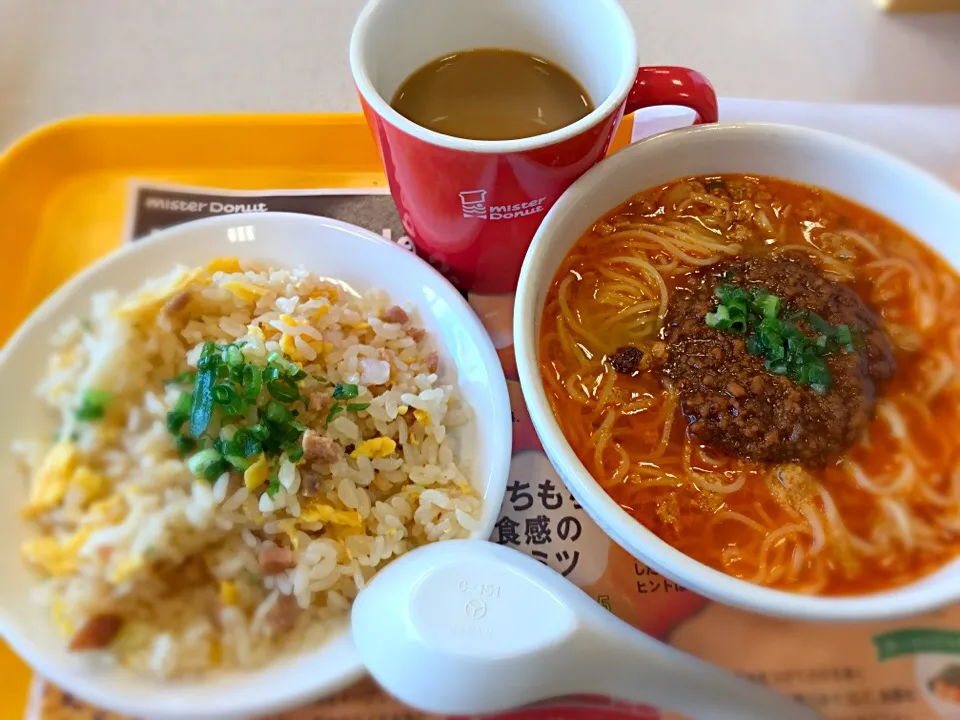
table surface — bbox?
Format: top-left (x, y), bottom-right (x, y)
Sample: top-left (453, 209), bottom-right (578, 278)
top-left (1, 0), bottom-right (959, 152)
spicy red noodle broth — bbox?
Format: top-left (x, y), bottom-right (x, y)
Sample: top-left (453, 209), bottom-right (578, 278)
top-left (538, 174), bottom-right (960, 596)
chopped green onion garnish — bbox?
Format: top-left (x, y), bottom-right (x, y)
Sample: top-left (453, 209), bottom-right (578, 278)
top-left (249, 423), bottom-right (270, 441)
top-left (332, 383), bottom-right (359, 400)
top-left (806, 361), bottom-right (832, 393)
top-left (753, 292), bottom-right (781, 319)
top-left (264, 401), bottom-right (292, 424)
top-left (212, 383), bottom-right (234, 405)
top-left (266, 468), bottom-right (281, 497)
top-left (166, 412), bottom-right (186, 435)
top-left (213, 383), bottom-right (246, 416)
top-left (75, 388), bottom-right (113, 421)
top-left (346, 402), bottom-right (371, 412)
top-left (241, 364), bottom-right (262, 400)
top-left (166, 392), bottom-right (193, 434)
top-left (174, 435), bottom-right (196, 456)
top-left (267, 352), bottom-right (301, 377)
top-left (225, 454), bottom-right (255, 471)
top-left (766, 360), bottom-right (788, 376)
top-left (190, 343), bottom-right (219, 438)
top-left (231, 429), bottom-right (261, 457)
top-left (704, 282), bottom-right (862, 395)
top-left (224, 344), bottom-right (244, 367)
top-left (835, 324), bottom-right (854, 351)
top-left (705, 304), bottom-right (731, 330)
top-left (167, 340), bottom-right (318, 483)
top-left (187, 447), bottom-right (227, 481)
top-left (266, 376), bottom-right (300, 403)
top-left (326, 403), bottom-right (345, 423)
top-left (174, 392), bottom-right (192, 414)
top-left (805, 312), bottom-right (834, 337)
top-left (312, 375), bottom-right (328, 383)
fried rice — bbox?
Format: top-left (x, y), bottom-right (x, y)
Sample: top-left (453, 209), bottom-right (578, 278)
top-left (15, 257), bottom-right (481, 677)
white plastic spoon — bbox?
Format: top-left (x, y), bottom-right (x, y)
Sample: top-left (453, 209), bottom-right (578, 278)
top-left (352, 540), bottom-right (818, 719)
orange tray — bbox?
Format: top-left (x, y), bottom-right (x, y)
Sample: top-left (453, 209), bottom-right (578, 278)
top-left (0, 111), bottom-right (635, 719)
top-left (0, 114), bottom-right (635, 347)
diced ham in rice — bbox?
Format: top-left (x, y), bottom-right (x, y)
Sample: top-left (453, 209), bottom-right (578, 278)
top-left (68, 614), bottom-right (124, 651)
top-left (259, 546), bottom-right (296, 575)
top-left (301, 430), bottom-right (341, 465)
top-left (380, 305), bottom-right (409, 325)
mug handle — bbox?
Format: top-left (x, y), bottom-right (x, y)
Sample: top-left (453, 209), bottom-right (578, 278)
top-left (626, 66), bottom-right (719, 124)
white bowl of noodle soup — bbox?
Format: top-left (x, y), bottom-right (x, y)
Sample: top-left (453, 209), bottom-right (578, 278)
top-left (0, 212), bottom-right (510, 719)
top-left (514, 123), bottom-right (960, 621)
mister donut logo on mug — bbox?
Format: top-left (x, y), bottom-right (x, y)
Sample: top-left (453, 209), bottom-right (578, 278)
top-left (459, 190), bottom-right (547, 221)
top-left (350, 0), bottom-right (718, 294)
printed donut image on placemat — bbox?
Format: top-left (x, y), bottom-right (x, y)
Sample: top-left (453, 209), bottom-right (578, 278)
top-left (928, 664), bottom-right (960, 704)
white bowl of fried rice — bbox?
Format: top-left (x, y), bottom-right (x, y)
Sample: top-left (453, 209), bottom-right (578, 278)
top-left (0, 212), bottom-right (511, 719)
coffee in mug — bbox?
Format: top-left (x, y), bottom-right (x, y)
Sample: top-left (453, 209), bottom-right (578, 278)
top-left (391, 48), bottom-right (594, 141)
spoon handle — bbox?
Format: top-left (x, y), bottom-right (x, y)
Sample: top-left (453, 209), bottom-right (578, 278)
top-left (578, 610), bottom-right (818, 720)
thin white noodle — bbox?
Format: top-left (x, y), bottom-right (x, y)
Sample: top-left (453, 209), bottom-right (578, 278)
top-left (845, 457), bottom-right (915, 496)
top-left (661, 222), bottom-right (742, 253)
top-left (597, 301), bottom-right (660, 332)
top-left (605, 256), bottom-right (670, 319)
top-left (923, 352), bottom-right (957, 400)
top-left (837, 229), bottom-right (882, 258)
top-left (682, 434), bottom-right (746, 495)
top-left (595, 368), bottom-right (618, 407)
top-left (877, 401), bottom-right (909, 442)
top-left (696, 445), bottom-right (729, 467)
top-left (691, 472), bottom-right (746, 495)
top-left (592, 411), bottom-right (618, 486)
top-left (562, 373), bottom-right (590, 404)
top-left (627, 476), bottom-right (684, 490)
top-left (790, 546), bottom-right (805, 579)
top-left (712, 511), bottom-right (769, 535)
top-left (800, 504), bottom-right (827, 553)
top-left (920, 470), bottom-right (960, 508)
top-left (748, 523), bottom-right (809, 586)
top-left (611, 230), bottom-right (722, 268)
top-left (611, 445), bottom-right (631, 485)
top-left (754, 208), bottom-right (774, 234)
top-left (880, 497), bottom-right (915, 549)
top-left (647, 393), bottom-right (677, 459)
top-left (865, 257), bottom-right (922, 293)
top-left (558, 274), bottom-right (605, 349)
top-left (791, 561), bottom-right (829, 595)
top-left (772, 244), bottom-right (855, 279)
top-left (916, 292), bottom-right (937, 331)
top-left (818, 486), bottom-right (879, 557)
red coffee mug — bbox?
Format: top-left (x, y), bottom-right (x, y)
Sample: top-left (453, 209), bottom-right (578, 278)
top-left (351, 0), bottom-right (718, 294)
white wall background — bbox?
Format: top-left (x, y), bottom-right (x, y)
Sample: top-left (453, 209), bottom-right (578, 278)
top-left (1, 0), bottom-right (959, 151)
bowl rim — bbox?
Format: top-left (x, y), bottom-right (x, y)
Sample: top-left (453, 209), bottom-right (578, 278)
top-left (513, 121), bottom-right (960, 622)
top-left (0, 212), bottom-right (511, 718)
